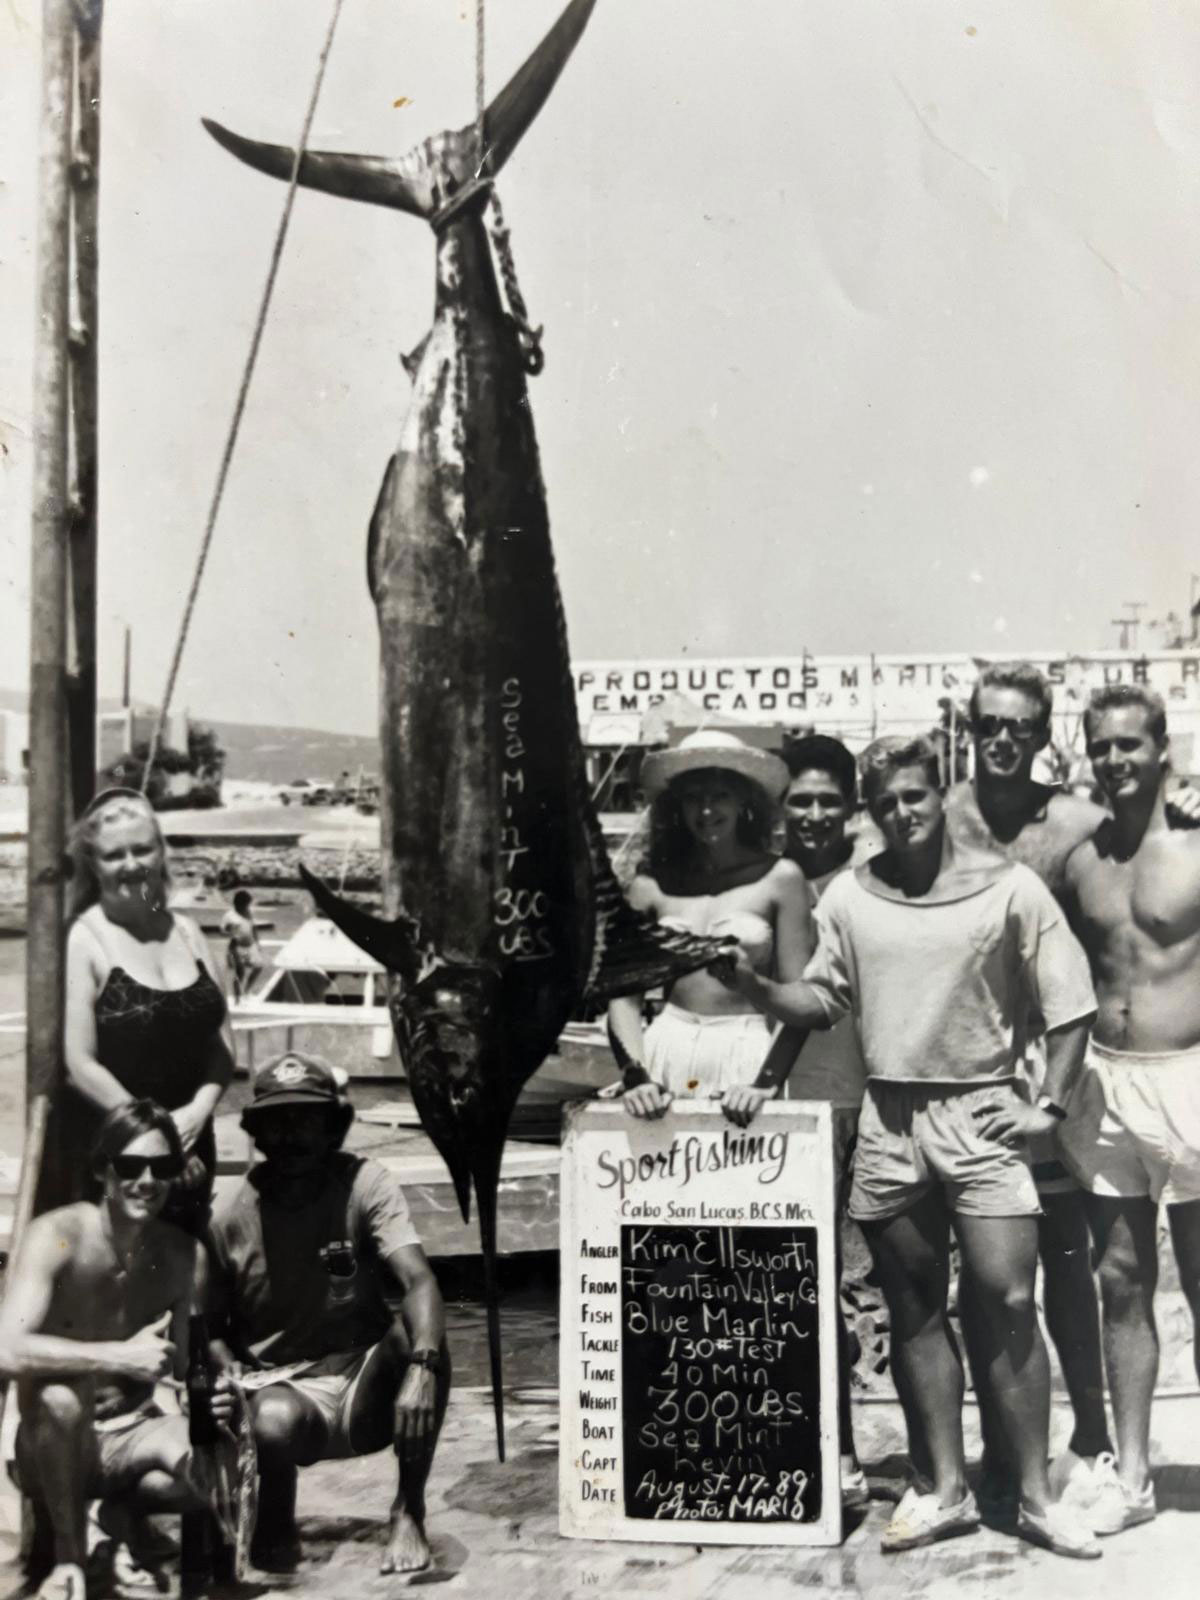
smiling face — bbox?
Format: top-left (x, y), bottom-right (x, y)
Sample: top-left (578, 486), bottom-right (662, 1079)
top-left (1086, 704), bottom-right (1167, 806)
top-left (868, 764), bottom-right (945, 853)
top-left (93, 809), bottom-right (167, 911)
top-left (972, 685), bottom-right (1049, 784)
top-left (101, 1128), bottom-right (177, 1226)
top-left (785, 768), bottom-right (850, 861)
top-left (675, 770), bottom-right (744, 850)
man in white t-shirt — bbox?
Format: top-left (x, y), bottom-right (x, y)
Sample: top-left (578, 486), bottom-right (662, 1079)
top-left (717, 735), bottom-right (1099, 1560)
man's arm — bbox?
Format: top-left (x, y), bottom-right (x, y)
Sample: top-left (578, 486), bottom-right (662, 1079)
top-left (714, 952), bottom-right (839, 1031)
top-left (381, 1242), bottom-right (446, 1452)
top-left (971, 1016), bottom-right (1093, 1146)
top-left (0, 1215), bottom-right (174, 1384)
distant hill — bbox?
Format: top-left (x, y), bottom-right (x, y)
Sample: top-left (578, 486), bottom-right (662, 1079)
top-left (216, 719), bottom-right (379, 785)
top-left (0, 687), bottom-right (378, 786)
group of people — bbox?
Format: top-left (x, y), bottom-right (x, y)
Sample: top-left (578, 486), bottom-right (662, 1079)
top-left (609, 663), bottom-right (1200, 1562)
top-left (4, 661), bottom-right (1200, 1591)
top-left (0, 790), bottom-right (449, 1600)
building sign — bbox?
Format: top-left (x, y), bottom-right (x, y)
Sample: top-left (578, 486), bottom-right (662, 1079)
top-left (559, 1101), bottom-right (840, 1546)
top-left (574, 651), bottom-right (1200, 746)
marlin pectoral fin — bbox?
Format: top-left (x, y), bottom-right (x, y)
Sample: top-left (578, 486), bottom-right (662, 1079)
top-left (578, 911), bottom-right (736, 1018)
top-left (481, 0), bottom-right (598, 177)
top-left (298, 864), bottom-right (422, 983)
top-left (201, 118), bottom-right (428, 215)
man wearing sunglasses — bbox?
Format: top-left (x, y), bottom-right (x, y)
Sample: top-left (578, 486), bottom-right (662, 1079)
top-left (943, 662), bottom-right (1117, 1527)
top-left (205, 1052), bottom-right (450, 1578)
top-left (0, 1100), bottom-right (208, 1600)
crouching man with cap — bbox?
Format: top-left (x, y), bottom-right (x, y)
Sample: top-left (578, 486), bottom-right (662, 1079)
top-left (206, 1053), bottom-right (451, 1576)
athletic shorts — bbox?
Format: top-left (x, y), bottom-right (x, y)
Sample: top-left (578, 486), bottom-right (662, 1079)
top-left (1058, 1039), bottom-right (1200, 1206)
top-left (849, 1079), bottom-right (1041, 1223)
top-left (644, 1004), bottom-right (773, 1098)
top-left (14, 1402), bottom-right (191, 1499)
top-left (238, 1348), bottom-right (376, 1458)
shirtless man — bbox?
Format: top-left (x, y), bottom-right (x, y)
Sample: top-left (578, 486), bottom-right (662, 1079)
top-left (0, 1101), bottom-right (205, 1600)
top-left (1059, 684), bottom-right (1200, 1534)
top-left (945, 663), bottom-right (1115, 1517)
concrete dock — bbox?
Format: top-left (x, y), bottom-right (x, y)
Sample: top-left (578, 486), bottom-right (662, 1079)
top-left (1, 1389), bottom-right (1197, 1599)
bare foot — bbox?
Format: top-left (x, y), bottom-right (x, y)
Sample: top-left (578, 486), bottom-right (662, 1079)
top-left (380, 1509), bottom-right (431, 1575)
top-left (36, 1563), bottom-right (86, 1600)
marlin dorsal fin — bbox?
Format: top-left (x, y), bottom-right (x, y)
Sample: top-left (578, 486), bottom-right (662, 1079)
top-left (298, 864), bottom-right (422, 985)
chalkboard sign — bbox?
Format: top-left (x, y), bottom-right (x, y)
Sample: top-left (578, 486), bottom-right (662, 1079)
top-left (559, 1101), bottom-right (840, 1546)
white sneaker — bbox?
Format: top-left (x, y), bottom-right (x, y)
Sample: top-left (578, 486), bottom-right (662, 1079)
top-left (1048, 1449), bottom-right (1117, 1514)
top-left (841, 1458), bottom-right (870, 1512)
top-left (1090, 1468), bottom-right (1157, 1536)
top-left (881, 1486), bottom-right (979, 1552)
top-left (1017, 1500), bottom-right (1102, 1560)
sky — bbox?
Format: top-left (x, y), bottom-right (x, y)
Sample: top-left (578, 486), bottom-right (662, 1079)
top-left (3, 0), bottom-right (1200, 738)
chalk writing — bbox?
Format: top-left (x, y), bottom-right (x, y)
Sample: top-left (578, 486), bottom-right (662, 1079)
top-left (493, 675), bottom-right (555, 962)
top-left (620, 1225), bottom-right (822, 1523)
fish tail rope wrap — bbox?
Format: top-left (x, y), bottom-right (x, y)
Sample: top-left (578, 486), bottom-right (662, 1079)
top-left (431, 0), bottom-right (545, 378)
top-left (141, 0), bottom-right (346, 791)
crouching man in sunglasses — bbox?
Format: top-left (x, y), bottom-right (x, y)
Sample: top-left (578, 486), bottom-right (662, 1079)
top-left (0, 1100), bottom-right (208, 1600)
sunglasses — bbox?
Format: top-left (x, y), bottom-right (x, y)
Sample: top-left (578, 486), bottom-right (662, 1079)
top-left (975, 714), bottom-right (1039, 742)
top-left (110, 1154), bottom-right (183, 1181)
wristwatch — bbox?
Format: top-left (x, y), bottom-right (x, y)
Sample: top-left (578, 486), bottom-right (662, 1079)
top-left (1035, 1094), bottom-right (1068, 1122)
top-left (409, 1348), bottom-right (441, 1373)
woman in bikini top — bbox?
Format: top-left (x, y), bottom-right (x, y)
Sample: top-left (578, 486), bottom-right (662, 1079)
top-left (62, 788), bottom-right (234, 1230)
top-left (607, 731), bottom-right (814, 1125)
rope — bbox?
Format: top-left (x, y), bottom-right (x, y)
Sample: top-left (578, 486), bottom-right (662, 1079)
top-left (487, 190), bottom-right (544, 375)
top-left (141, 0), bottom-right (346, 792)
top-left (475, 0), bottom-right (487, 172)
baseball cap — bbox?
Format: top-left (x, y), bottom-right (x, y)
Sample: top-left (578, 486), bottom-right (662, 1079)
top-left (243, 1052), bottom-right (348, 1119)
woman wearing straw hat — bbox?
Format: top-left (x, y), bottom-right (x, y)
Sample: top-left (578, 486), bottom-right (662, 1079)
top-left (61, 788), bottom-right (235, 1231)
top-left (608, 730), bottom-right (814, 1126)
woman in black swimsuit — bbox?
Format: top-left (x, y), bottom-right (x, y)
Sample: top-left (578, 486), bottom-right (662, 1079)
top-left (63, 788), bottom-right (234, 1230)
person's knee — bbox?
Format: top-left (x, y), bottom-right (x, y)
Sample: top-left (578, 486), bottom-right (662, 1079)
top-left (252, 1391), bottom-right (312, 1460)
top-left (1098, 1247), bottom-right (1154, 1316)
top-left (30, 1384), bottom-right (86, 1436)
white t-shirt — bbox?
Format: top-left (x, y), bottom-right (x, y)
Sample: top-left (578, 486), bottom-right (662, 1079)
top-left (803, 862), bottom-right (1096, 1085)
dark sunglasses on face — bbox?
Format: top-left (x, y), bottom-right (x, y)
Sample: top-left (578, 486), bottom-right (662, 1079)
top-left (110, 1153), bottom-right (183, 1181)
top-left (975, 714), bottom-right (1039, 742)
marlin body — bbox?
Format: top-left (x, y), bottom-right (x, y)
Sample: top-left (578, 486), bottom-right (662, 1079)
top-left (206, 0), bottom-right (728, 1453)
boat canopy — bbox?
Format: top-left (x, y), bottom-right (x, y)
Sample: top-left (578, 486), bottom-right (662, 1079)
top-left (270, 914), bottom-right (384, 975)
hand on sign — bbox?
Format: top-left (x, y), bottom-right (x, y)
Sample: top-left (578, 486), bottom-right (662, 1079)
top-left (719, 1084), bottom-right (772, 1128)
top-left (623, 1082), bottom-right (673, 1120)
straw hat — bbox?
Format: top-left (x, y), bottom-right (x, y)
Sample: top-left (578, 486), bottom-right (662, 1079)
top-left (641, 729), bottom-right (790, 804)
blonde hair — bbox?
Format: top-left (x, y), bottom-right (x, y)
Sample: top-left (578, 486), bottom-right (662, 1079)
top-left (68, 790), bottom-right (170, 921)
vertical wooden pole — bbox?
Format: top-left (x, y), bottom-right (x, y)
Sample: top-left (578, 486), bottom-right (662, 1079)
top-left (27, 0), bottom-right (75, 1233)
top-left (67, 1), bottom-right (103, 817)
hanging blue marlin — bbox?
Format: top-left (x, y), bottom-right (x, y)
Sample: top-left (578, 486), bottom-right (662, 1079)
top-left (205, 0), bottom-right (730, 1456)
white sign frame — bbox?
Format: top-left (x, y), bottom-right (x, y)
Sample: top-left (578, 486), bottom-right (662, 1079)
top-left (558, 1100), bottom-right (841, 1546)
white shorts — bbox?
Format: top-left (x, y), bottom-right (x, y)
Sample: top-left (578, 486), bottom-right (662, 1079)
top-left (1059, 1039), bottom-right (1200, 1206)
top-left (644, 1004), bottom-right (772, 1098)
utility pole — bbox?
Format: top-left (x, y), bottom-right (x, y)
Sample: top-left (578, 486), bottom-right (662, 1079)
top-left (66, 0), bottom-right (103, 816)
top-left (25, 0), bottom-right (77, 1228)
